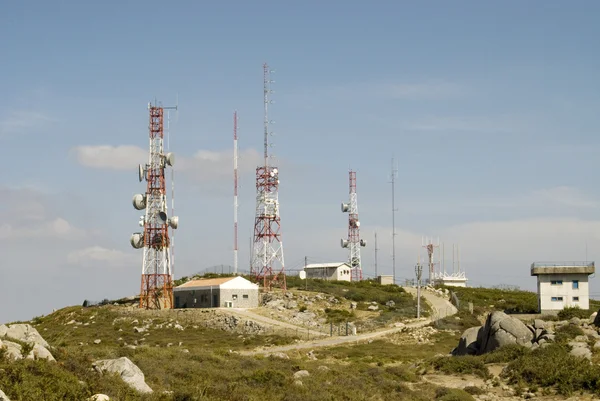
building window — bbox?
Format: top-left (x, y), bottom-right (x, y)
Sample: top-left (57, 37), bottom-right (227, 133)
top-left (573, 296), bottom-right (580, 302)
top-left (243, 294), bottom-right (249, 299)
top-left (551, 297), bottom-right (563, 302)
top-left (550, 280), bottom-right (563, 285)
top-left (573, 280), bottom-right (579, 289)
top-left (232, 294), bottom-right (238, 300)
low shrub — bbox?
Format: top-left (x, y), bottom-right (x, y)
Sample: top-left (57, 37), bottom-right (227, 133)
top-left (481, 344), bottom-right (531, 364)
top-left (463, 386), bottom-right (485, 395)
top-left (558, 306), bottom-right (591, 321)
top-left (430, 356), bottom-right (490, 379)
top-left (501, 343), bottom-right (600, 396)
top-left (555, 324), bottom-right (585, 343)
top-left (435, 387), bottom-right (475, 401)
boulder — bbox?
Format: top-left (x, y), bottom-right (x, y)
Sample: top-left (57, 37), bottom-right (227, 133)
top-left (367, 305), bottom-right (379, 311)
top-left (0, 389), bottom-right (10, 401)
top-left (88, 395), bottom-right (110, 401)
top-left (477, 311), bottom-right (534, 355)
top-left (5, 324), bottom-right (49, 348)
top-left (1, 341), bottom-right (23, 361)
top-left (93, 357), bottom-right (153, 394)
top-left (452, 326), bottom-right (481, 356)
top-left (590, 312), bottom-right (597, 324)
top-left (0, 325), bottom-right (7, 337)
top-left (570, 345), bottom-right (592, 360)
top-left (293, 370), bottom-right (310, 379)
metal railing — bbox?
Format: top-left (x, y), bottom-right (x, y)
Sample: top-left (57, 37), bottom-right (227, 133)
top-left (531, 261), bottom-right (595, 268)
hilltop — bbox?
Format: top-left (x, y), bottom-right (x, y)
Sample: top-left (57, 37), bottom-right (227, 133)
top-left (1, 281), bottom-right (600, 400)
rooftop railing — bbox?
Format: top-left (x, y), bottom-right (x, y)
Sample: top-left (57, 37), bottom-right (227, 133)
top-left (531, 261), bottom-right (595, 268)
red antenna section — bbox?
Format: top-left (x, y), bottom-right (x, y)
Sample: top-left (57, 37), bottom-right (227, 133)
top-left (341, 170), bottom-right (366, 281)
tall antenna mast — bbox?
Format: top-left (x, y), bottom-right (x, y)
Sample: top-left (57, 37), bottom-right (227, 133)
top-left (167, 109), bottom-right (176, 279)
top-left (374, 231), bottom-right (379, 278)
top-left (233, 111), bottom-right (239, 275)
top-left (251, 63), bottom-right (286, 291)
top-left (341, 170), bottom-right (366, 281)
top-left (389, 157), bottom-right (398, 284)
top-left (422, 236), bottom-right (440, 285)
top-left (130, 101), bottom-right (179, 310)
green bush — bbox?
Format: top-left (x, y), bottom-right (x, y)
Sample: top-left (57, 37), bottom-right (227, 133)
top-left (435, 387), bottom-right (475, 401)
top-left (438, 286), bottom-right (538, 314)
top-left (555, 324), bottom-right (585, 343)
top-left (502, 343), bottom-right (600, 396)
top-left (324, 308), bottom-right (355, 323)
top-left (558, 306), bottom-right (591, 321)
top-left (481, 344), bottom-right (531, 364)
top-left (463, 386), bottom-right (485, 395)
top-left (430, 356), bottom-right (490, 379)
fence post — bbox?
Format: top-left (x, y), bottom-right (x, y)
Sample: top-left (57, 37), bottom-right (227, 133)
top-left (345, 321), bottom-right (348, 336)
top-left (468, 302), bottom-right (474, 314)
top-left (330, 322), bottom-right (333, 337)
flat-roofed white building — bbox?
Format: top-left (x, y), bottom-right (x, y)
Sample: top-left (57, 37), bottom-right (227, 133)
top-left (174, 276), bottom-right (259, 309)
top-left (531, 261), bottom-right (595, 313)
top-left (304, 262), bottom-right (352, 282)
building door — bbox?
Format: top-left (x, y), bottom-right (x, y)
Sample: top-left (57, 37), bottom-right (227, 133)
top-left (213, 294), bottom-right (218, 307)
top-left (175, 296), bottom-right (180, 308)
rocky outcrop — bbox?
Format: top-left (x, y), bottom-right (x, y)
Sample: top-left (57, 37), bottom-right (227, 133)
top-left (93, 357), bottom-right (153, 394)
top-left (453, 311), bottom-right (535, 356)
top-left (0, 389), bottom-right (10, 401)
top-left (0, 324), bottom-right (54, 362)
top-left (88, 395), bottom-right (110, 401)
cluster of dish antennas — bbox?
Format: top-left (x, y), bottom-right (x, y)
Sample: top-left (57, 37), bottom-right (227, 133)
top-left (129, 152), bottom-right (179, 249)
top-left (340, 202), bottom-right (367, 249)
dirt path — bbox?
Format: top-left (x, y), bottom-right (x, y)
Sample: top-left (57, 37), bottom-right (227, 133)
top-left (403, 287), bottom-right (458, 320)
top-left (239, 287), bottom-right (458, 356)
top-left (222, 308), bottom-right (328, 337)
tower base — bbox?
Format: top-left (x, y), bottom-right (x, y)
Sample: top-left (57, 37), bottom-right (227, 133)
top-left (139, 273), bottom-right (174, 309)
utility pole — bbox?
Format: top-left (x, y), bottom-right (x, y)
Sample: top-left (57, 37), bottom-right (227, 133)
top-left (415, 260), bottom-right (423, 319)
top-left (374, 231), bottom-right (379, 278)
top-left (389, 157), bottom-right (398, 284)
top-left (304, 256), bottom-right (308, 291)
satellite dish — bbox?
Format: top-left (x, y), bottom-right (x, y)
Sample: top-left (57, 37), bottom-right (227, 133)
top-left (355, 221), bottom-right (361, 227)
top-left (138, 164), bottom-right (145, 182)
top-left (341, 238), bottom-right (349, 248)
top-left (273, 168), bottom-right (278, 174)
top-left (168, 216), bottom-right (179, 229)
top-left (130, 233), bottom-right (144, 249)
top-left (165, 152), bottom-right (175, 167)
top-left (158, 211), bottom-right (168, 224)
top-left (132, 194), bottom-right (146, 210)
top-left (341, 203), bottom-right (349, 213)
top-left (299, 271), bottom-right (306, 280)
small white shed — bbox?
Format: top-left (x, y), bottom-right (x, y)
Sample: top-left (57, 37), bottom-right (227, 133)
top-left (304, 262), bottom-right (352, 282)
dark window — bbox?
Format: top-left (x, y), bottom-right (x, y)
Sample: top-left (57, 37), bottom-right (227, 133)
top-left (232, 294), bottom-right (238, 300)
top-left (573, 296), bottom-right (580, 302)
top-left (573, 280), bottom-right (579, 289)
top-left (243, 294), bottom-right (249, 299)
top-left (550, 280), bottom-right (563, 285)
top-left (551, 297), bottom-right (563, 302)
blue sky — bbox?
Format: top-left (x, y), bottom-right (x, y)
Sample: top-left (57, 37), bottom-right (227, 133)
top-left (1, 0), bottom-right (600, 322)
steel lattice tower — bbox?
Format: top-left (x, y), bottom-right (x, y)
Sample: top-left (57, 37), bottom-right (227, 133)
top-left (423, 236), bottom-right (440, 285)
top-left (341, 171), bottom-right (366, 281)
top-left (250, 63), bottom-right (286, 291)
top-left (130, 102), bottom-right (179, 309)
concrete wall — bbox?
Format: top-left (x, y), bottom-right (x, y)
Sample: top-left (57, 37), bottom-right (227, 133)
top-left (174, 287), bottom-right (221, 309)
top-left (220, 288), bottom-right (259, 308)
top-left (378, 275), bottom-right (394, 285)
top-left (537, 273), bottom-right (590, 312)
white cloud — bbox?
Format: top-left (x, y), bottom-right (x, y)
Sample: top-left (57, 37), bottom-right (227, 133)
top-left (379, 82), bottom-right (466, 100)
top-left (0, 111), bottom-right (56, 136)
top-left (530, 186), bottom-right (599, 208)
top-left (0, 217), bottom-right (85, 240)
top-left (72, 144), bottom-right (263, 182)
top-left (67, 246), bottom-right (138, 268)
top-left (71, 145), bottom-right (147, 170)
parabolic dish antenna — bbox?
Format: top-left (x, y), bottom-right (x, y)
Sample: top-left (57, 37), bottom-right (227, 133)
top-left (138, 164), bottom-right (144, 182)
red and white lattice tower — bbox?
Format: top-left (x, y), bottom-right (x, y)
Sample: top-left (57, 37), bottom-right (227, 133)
top-left (341, 171), bottom-right (366, 281)
top-left (422, 236), bottom-right (440, 285)
top-left (250, 63), bottom-right (286, 291)
top-left (130, 101), bottom-right (179, 309)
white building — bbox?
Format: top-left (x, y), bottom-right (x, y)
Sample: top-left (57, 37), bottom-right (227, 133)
top-left (433, 273), bottom-right (468, 288)
top-left (531, 261), bottom-right (595, 313)
top-left (174, 276), bottom-right (259, 309)
top-left (304, 262), bottom-right (352, 282)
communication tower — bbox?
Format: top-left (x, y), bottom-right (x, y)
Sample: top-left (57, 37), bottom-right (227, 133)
top-left (130, 101), bottom-right (179, 309)
top-left (341, 170), bottom-right (366, 281)
top-left (422, 236), bottom-right (440, 285)
top-left (233, 111), bottom-right (239, 275)
top-left (250, 63), bottom-right (286, 291)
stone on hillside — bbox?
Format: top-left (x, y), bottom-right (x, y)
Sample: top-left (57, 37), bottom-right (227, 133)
top-left (533, 319), bottom-right (545, 330)
top-left (574, 335), bottom-right (588, 342)
top-left (367, 305), bottom-right (379, 311)
top-left (1, 341), bottom-right (23, 361)
top-left (350, 302), bottom-right (357, 309)
top-left (25, 344), bottom-right (56, 362)
top-left (0, 325), bottom-right (7, 337)
top-left (452, 326), bottom-right (481, 356)
top-left (293, 370), bottom-right (310, 379)
top-left (477, 311), bottom-right (534, 355)
top-left (269, 352), bottom-right (289, 360)
top-left (93, 357), bottom-right (153, 394)
top-left (285, 301), bottom-right (298, 309)
top-left (5, 324), bottom-right (49, 348)
top-left (88, 395), bottom-right (110, 401)
top-left (590, 311), bottom-right (597, 323)
top-left (386, 300), bottom-right (395, 307)
top-left (0, 389), bottom-right (10, 401)
top-left (570, 345), bottom-right (592, 360)
top-left (593, 341), bottom-right (600, 349)
top-left (94, 339), bottom-right (102, 344)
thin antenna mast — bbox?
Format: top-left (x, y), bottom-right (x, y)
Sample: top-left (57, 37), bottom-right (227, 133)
top-left (233, 111), bottom-right (239, 275)
top-left (389, 157), bottom-right (398, 284)
top-left (374, 231), bottom-right (379, 278)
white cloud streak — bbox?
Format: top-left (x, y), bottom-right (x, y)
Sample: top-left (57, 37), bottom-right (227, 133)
top-left (0, 111), bottom-right (56, 136)
top-left (67, 246), bottom-right (138, 268)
